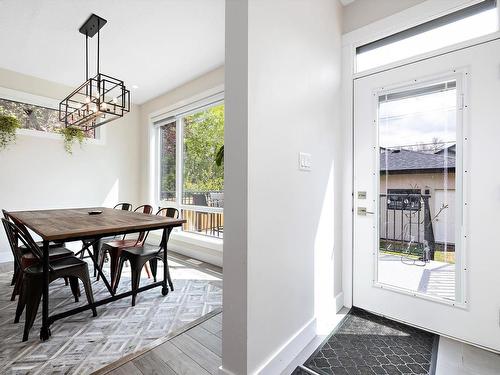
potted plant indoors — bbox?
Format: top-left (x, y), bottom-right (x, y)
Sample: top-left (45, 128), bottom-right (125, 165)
top-left (0, 112), bottom-right (20, 150)
top-left (59, 126), bottom-right (85, 154)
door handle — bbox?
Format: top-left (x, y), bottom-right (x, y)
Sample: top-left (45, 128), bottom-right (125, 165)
top-left (357, 207), bottom-right (375, 216)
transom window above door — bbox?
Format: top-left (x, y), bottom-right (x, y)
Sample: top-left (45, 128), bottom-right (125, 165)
top-left (356, 0), bottom-right (499, 72)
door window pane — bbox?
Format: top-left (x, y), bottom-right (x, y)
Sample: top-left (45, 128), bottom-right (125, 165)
top-left (378, 79), bottom-right (459, 301)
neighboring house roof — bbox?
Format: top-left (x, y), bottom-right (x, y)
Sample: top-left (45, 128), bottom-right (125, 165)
top-left (435, 144), bottom-right (456, 156)
top-left (380, 148), bottom-right (455, 174)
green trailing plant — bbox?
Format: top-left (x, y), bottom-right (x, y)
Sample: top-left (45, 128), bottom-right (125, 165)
top-left (215, 145), bottom-right (224, 167)
top-left (59, 126), bottom-right (85, 154)
top-left (0, 112), bottom-right (20, 150)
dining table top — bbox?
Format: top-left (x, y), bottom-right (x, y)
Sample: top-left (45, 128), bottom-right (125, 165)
top-left (8, 207), bottom-right (186, 241)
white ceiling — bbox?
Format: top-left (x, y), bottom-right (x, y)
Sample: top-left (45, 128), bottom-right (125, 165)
top-left (0, 0), bottom-right (225, 104)
top-left (340, 0), bottom-right (356, 5)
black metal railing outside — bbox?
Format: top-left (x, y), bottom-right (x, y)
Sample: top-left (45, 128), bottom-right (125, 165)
top-left (160, 190), bottom-right (224, 239)
top-left (379, 193), bottom-right (435, 261)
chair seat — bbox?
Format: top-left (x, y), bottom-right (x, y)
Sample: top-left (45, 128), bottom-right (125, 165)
top-left (21, 247), bottom-right (74, 269)
top-left (102, 239), bottom-right (143, 250)
top-left (20, 241), bottom-right (66, 254)
top-left (25, 256), bottom-right (87, 275)
top-left (122, 244), bottom-right (162, 258)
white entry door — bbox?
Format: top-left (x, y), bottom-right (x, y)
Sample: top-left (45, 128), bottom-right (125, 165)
top-left (353, 38), bottom-right (500, 352)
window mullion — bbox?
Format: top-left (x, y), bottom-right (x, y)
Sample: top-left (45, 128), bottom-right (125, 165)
top-left (176, 117), bottom-right (184, 210)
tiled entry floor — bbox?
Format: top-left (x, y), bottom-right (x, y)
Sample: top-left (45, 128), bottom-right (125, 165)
top-left (0, 252), bottom-right (222, 374)
top-left (298, 308), bottom-right (437, 375)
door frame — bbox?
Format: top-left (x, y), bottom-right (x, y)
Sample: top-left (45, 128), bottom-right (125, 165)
top-left (341, 0), bottom-right (500, 310)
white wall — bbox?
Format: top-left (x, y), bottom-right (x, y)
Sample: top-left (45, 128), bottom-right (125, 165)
top-left (0, 68), bottom-right (141, 262)
top-left (222, 0), bottom-right (343, 373)
top-left (342, 0), bottom-right (426, 33)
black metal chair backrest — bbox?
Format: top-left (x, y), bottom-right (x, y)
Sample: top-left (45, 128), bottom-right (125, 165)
top-left (154, 208), bottom-right (180, 248)
top-left (2, 209), bottom-right (23, 227)
top-left (3, 209), bottom-right (33, 247)
top-left (156, 207), bottom-right (179, 219)
top-left (126, 205), bottom-right (154, 244)
top-left (135, 205), bottom-right (154, 215)
top-left (114, 203), bottom-right (133, 211)
top-left (2, 218), bottom-right (43, 266)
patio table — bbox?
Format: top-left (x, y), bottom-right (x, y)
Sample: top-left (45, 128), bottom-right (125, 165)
top-left (8, 207), bottom-right (185, 341)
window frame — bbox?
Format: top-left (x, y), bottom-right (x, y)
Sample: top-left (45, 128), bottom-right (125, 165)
top-left (153, 92), bottom-right (224, 216)
top-left (0, 86), bottom-right (104, 143)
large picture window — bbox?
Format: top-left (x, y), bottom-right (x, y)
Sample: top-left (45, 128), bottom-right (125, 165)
top-left (158, 101), bottom-right (224, 238)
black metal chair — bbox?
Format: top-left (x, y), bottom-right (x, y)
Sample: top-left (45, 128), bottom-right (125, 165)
top-left (2, 218), bottom-right (97, 341)
top-left (2, 210), bottom-right (73, 301)
top-left (113, 207), bottom-right (179, 306)
top-left (98, 205), bottom-right (154, 290)
top-left (82, 202), bottom-right (133, 278)
top-left (149, 208), bottom-right (179, 282)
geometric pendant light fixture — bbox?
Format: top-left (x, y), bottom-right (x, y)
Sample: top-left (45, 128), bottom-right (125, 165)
top-left (59, 14), bottom-right (130, 130)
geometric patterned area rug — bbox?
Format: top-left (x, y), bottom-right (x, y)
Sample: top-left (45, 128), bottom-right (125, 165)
top-left (302, 308), bottom-right (437, 375)
top-left (0, 253), bottom-right (222, 375)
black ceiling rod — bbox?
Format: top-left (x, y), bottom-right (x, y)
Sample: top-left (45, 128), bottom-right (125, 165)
top-left (85, 32), bottom-right (88, 81)
top-left (97, 19), bottom-right (100, 76)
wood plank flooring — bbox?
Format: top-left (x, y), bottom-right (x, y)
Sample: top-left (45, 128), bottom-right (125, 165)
top-left (100, 311), bottom-right (223, 375)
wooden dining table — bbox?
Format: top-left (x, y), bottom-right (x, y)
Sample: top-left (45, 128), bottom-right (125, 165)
top-left (8, 207), bottom-right (186, 341)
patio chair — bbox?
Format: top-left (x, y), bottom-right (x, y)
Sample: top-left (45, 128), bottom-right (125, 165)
top-left (2, 218), bottom-right (97, 342)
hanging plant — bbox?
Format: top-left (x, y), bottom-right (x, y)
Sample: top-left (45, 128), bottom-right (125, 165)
top-left (0, 113), bottom-right (20, 151)
top-left (59, 126), bottom-right (85, 154)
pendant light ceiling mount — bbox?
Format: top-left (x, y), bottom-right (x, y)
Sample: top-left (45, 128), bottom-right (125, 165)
top-left (59, 13), bottom-right (130, 131)
top-left (79, 13), bottom-right (107, 38)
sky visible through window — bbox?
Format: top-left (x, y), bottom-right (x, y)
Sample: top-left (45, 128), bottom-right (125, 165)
top-left (379, 87), bottom-right (456, 150)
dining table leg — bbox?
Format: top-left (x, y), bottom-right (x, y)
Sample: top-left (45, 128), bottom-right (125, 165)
top-left (161, 227), bottom-right (174, 295)
top-left (40, 240), bottom-right (51, 341)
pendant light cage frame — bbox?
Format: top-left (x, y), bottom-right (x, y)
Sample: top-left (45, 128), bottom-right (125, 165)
top-left (59, 14), bottom-right (130, 131)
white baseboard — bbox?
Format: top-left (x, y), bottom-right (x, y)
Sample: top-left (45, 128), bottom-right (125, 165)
top-left (218, 366), bottom-right (238, 375)
top-left (254, 317), bottom-right (316, 375)
top-left (335, 292), bottom-right (344, 313)
top-left (147, 231), bottom-right (223, 267)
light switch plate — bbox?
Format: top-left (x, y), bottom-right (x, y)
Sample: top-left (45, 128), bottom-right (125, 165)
top-left (299, 152), bottom-right (312, 171)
